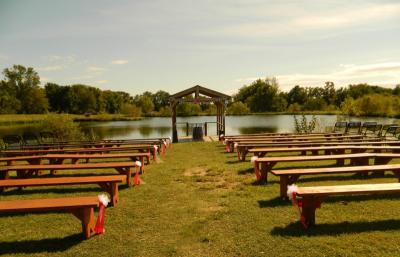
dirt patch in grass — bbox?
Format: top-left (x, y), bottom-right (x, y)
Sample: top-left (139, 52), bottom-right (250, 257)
top-left (184, 167), bottom-right (207, 177)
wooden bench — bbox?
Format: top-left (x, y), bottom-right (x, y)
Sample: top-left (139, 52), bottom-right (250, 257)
top-left (0, 175), bottom-right (125, 206)
top-left (272, 164), bottom-right (400, 199)
top-left (237, 140), bottom-right (400, 161)
top-left (2, 145), bottom-right (157, 163)
top-left (226, 135), bottom-right (366, 152)
top-left (249, 145), bottom-right (400, 159)
top-left (293, 183), bottom-right (400, 228)
top-left (253, 153), bottom-right (378, 183)
top-left (0, 162), bottom-right (136, 186)
top-left (0, 196), bottom-right (99, 239)
top-left (1, 152), bottom-right (149, 165)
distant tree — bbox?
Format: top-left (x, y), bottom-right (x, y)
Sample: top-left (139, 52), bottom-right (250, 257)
top-left (137, 95), bottom-right (154, 114)
top-left (152, 90), bottom-right (170, 111)
top-left (45, 83), bottom-right (70, 112)
top-left (323, 81), bottom-right (336, 105)
top-left (227, 101), bottom-right (250, 115)
top-left (2, 65), bottom-right (48, 113)
top-left (66, 85), bottom-right (101, 114)
top-left (287, 85), bottom-right (307, 105)
top-left (0, 80), bottom-right (20, 113)
top-left (235, 77), bottom-right (280, 112)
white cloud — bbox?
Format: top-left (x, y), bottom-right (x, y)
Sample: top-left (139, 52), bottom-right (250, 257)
top-left (45, 55), bottom-right (76, 63)
top-left (87, 66), bottom-right (106, 72)
top-left (37, 65), bottom-right (64, 71)
top-left (111, 59), bottom-right (129, 65)
top-left (235, 61), bottom-right (400, 90)
top-left (216, 3), bottom-right (400, 38)
top-left (95, 80), bottom-right (108, 84)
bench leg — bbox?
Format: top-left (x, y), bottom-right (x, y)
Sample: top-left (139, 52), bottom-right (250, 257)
top-left (301, 197), bottom-right (321, 228)
top-left (280, 175), bottom-right (300, 199)
top-left (71, 207), bottom-right (95, 239)
top-left (98, 182), bottom-right (119, 206)
top-left (116, 167), bottom-right (132, 186)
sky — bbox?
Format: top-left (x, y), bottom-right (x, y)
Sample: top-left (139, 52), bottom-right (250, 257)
top-left (1, 0), bottom-right (400, 95)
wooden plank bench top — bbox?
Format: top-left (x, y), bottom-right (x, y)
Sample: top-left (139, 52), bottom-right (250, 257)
top-left (0, 196), bottom-right (99, 239)
top-left (1, 145), bottom-right (153, 155)
top-left (256, 153), bottom-right (374, 163)
top-left (2, 145), bottom-right (158, 162)
top-left (272, 163), bottom-right (400, 176)
top-left (296, 182), bottom-right (400, 197)
top-left (223, 132), bottom-right (344, 139)
top-left (292, 183), bottom-right (400, 228)
top-left (271, 164), bottom-right (400, 199)
top-left (230, 135), bottom-right (364, 142)
top-left (1, 162), bottom-right (136, 186)
top-left (253, 153), bottom-right (379, 184)
top-left (0, 175), bottom-right (125, 206)
top-left (236, 140), bottom-right (400, 161)
top-left (249, 145), bottom-right (400, 155)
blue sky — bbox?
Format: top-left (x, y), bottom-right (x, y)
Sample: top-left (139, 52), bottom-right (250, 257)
top-left (1, 0), bottom-right (400, 95)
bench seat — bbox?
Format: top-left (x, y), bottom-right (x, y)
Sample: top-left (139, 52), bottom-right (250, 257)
top-left (293, 183), bottom-right (400, 228)
top-left (0, 196), bottom-right (99, 239)
top-left (253, 153), bottom-right (400, 184)
top-left (0, 162), bottom-right (136, 186)
top-left (272, 164), bottom-right (400, 198)
top-left (0, 175), bottom-right (125, 206)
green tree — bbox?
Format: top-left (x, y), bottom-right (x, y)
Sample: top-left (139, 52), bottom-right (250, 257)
top-left (287, 85), bottom-right (307, 105)
top-left (2, 65), bottom-right (48, 113)
top-left (45, 83), bottom-right (70, 112)
top-left (137, 95), bottom-right (155, 114)
top-left (0, 80), bottom-right (20, 113)
top-left (227, 101), bottom-right (250, 115)
top-left (152, 90), bottom-right (170, 111)
top-left (235, 77), bottom-right (280, 112)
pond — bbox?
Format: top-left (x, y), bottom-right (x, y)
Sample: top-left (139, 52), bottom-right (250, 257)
top-left (1, 115), bottom-right (399, 140)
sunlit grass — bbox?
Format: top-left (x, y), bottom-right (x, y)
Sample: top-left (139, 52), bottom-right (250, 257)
top-left (1, 142), bottom-right (400, 256)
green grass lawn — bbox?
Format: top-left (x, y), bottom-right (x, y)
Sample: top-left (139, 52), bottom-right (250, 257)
top-left (1, 142), bottom-right (400, 256)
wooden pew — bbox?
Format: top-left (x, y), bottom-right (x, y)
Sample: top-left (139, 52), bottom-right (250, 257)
top-left (225, 134), bottom-right (366, 152)
top-left (272, 164), bottom-right (400, 199)
top-left (249, 145), bottom-right (400, 159)
top-left (237, 140), bottom-right (400, 161)
top-left (0, 175), bottom-right (125, 206)
top-left (0, 162), bottom-right (136, 186)
top-left (1, 145), bottom-right (156, 163)
top-left (0, 196), bottom-right (99, 239)
top-left (293, 183), bottom-right (400, 228)
top-left (253, 153), bottom-right (376, 183)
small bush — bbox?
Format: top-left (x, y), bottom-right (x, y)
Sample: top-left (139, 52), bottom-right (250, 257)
top-left (39, 114), bottom-right (85, 141)
top-left (293, 114), bottom-right (317, 133)
top-left (227, 102), bottom-right (249, 115)
top-left (120, 103), bottom-right (142, 117)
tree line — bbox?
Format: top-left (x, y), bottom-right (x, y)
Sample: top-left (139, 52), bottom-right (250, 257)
top-left (1, 64), bottom-right (400, 117)
top-left (229, 78), bottom-right (400, 117)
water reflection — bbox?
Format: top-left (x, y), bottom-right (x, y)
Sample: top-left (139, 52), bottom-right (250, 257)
top-left (1, 115), bottom-right (400, 140)
top-left (238, 126), bottom-right (277, 134)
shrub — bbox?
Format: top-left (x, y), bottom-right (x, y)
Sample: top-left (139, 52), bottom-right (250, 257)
top-left (39, 114), bottom-right (85, 141)
top-left (293, 114), bottom-right (317, 133)
top-left (227, 102), bottom-right (250, 115)
top-left (120, 103), bottom-right (142, 117)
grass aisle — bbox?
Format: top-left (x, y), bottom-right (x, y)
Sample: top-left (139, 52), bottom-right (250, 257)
top-left (1, 142), bottom-right (400, 256)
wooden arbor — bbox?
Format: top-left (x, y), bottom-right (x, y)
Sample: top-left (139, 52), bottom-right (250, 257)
top-left (169, 85), bottom-right (231, 143)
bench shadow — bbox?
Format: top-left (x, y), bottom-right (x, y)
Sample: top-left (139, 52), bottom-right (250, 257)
top-left (258, 197), bottom-right (291, 208)
top-left (238, 168), bottom-right (254, 175)
top-left (1, 187), bottom-right (104, 196)
top-left (270, 219), bottom-right (400, 237)
top-left (0, 233), bottom-right (83, 254)
top-left (258, 193), bottom-right (398, 208)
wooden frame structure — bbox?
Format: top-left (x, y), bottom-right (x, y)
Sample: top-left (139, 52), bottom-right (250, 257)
top-left (169, 85), bottom-right (231, 143)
